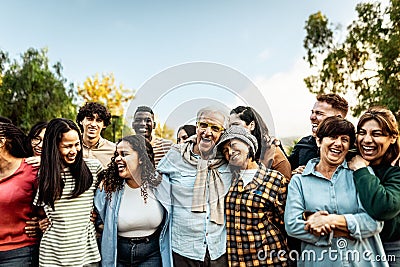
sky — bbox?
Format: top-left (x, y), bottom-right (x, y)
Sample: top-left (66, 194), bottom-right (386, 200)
top-left (0, 0), bottom-right (371, 141)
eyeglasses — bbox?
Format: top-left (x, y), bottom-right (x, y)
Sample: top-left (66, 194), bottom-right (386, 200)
top-left (197, 121), bottom-right (224, 133)
top-left (31, 136), bottom-right (43, 146)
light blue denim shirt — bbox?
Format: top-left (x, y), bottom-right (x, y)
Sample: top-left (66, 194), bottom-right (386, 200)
top-left (156, 145), bottom-right (231, 261)
top-left (285, 158), bottom-right (388, 266)
top-left (94, 179), bottom-right (173, 267)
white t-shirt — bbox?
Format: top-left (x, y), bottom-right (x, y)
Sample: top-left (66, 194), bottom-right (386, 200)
top-left (118, 183), bottom-right (164, 237)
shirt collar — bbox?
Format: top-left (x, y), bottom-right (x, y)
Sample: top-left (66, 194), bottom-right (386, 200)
top-left (302, 158), bottom-right (350, 177)
top-left (82, 136), bottom-right (104, 149)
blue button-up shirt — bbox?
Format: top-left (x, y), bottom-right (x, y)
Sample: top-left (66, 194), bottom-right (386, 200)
top-left (284, 158), bottom-right (387, 266)
top-left (157, 145), bottom-right (231, 261)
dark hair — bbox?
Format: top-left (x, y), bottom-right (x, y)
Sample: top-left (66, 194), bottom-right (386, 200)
top-left (38, 118), bottom-right (93, 210)
top-left (97, 135), bottom-right (160, 202)
top-left (230, 106), bottom-right (270, 161)
top-left (27, 121), bottom-right (48, 156)
top-left (135, 106), bottom-right (154, 115)
top-left (145, 139), bottom-right (155, 167)
top-left (177, 124), bottom-right (196, 142)
top-left (357, 106), bottom-right (400, 164)
top-left (316, 116), bottom-right (356, 147)
top-left (317, 93), bottom-right (349, 117)
top-left (76, 102), bottom-right (112, 131)
top-left (0, 116), bottom-right (12, 124)
top-left (0, 122), bottom-right (29, 158)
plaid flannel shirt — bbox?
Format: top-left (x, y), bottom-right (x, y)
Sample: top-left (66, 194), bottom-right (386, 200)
top-left (226, 163), bottom-right (289, 267)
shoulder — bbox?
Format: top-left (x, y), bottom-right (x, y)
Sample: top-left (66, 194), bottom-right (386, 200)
top-left (154, 137), bottom-right (174, 145)
top-left (296, 135), bottom-right (315, 146)
top-left (103, 138), bottom-right (115, 147)
top-left (377, 165), bottom-right (400, 183)
top-left (260, 163), bottom-right (285, 181)
top-left (83, 158), bottom-right (103, 170)
top-left (21, 159), bottom-right (39, 174)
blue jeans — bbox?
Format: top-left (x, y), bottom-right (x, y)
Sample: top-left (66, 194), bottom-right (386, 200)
top-left (384, 240), bottom-right (400, 267)
top-left (0, 244), bottom-right (39, 267)
top-left (117, 233), bottom-right (161, 267)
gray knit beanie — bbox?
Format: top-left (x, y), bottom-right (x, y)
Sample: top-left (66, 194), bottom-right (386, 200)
top-left (215, 125), bottom-right (258, 155)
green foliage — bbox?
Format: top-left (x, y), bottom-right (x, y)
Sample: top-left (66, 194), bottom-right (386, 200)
top-left (284, 137), bottom-right (300, 156)
top-left (0, 48), bottom-right (77, 132)
top-left (77, 73), bottom-right (134, 143)
top-left (102, 116), bottom-right (134, 142)
top-left (304, 0), bottom-right (400, 121)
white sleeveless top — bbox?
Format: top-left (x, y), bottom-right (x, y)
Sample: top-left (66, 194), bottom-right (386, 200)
top-left (118, 183), bottom-right (164, 237)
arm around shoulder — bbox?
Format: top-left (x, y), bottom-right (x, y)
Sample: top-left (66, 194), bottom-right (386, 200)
top-left (353, 166), bottom-right (400, 220)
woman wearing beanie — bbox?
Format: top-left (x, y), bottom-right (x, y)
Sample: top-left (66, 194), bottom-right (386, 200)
top-left (215, 126), bottom-right (290, 266)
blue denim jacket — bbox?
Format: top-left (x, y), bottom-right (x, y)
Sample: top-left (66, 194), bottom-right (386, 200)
top-left (156, 146), bottom-right (231, 261)
top-left (94, 179), bottom-right (173, 267)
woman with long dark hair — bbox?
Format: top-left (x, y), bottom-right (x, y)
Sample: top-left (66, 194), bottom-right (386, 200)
top-left (94, 135), bottom-right (172, 267)
top-left (33, 118), bottom-right (101, 266)
top-left (349, 107), bottom-right (400, 266)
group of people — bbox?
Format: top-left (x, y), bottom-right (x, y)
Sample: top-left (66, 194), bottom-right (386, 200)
top-left (0, 93), bottom-right (399, 267)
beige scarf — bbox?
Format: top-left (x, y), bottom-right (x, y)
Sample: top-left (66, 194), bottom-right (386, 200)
top-left (179, 137), bottom-right (226, 225)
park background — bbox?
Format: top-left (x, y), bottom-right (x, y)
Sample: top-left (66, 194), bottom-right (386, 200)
top-left (0, 0), bottom-right (397, 152)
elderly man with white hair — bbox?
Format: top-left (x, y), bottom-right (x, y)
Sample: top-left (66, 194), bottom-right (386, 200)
top-left (156, 106), bottom-right (231, 266)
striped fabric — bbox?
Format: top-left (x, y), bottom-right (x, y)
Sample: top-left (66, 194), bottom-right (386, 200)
top-left (152, 137), bottom-right (173, 167)
top-left (34, 158), bottom-right (102, 267)
top-left (226, 164), bottom-right (289, 267)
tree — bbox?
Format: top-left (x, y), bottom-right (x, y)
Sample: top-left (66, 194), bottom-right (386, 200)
top-left (77, 73), bottom-right (134, 141)
top-left (0, 48), bottom-right (77, 132)
top-left (154, 122), bottom-right (175, 142)
top-left (304, 0), bottom-right (400, 121)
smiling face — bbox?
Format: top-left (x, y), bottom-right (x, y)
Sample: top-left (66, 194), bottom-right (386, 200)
top-left (356, 119), bottom-right (397, 165)
top-left (222, 138), bottom-right (251, 170)
top-left (80, 113), bottom-right (105, 141)
top-left (177, 128), bottom-right (188, 144)
top-left (195, 112), bottom-right (225, 159)
top-left (58, 130), bottom-right (81, 165)
top-left (31, 128), bottom-right (46, 156)
top-left (317, 134), bottom-right (350, 167)
top-left (310, 101), bottom-right (340, 135)
top-left (115, 140), bottom-right (142, 182)
top-left (132, 111), bottom-right (155, 141)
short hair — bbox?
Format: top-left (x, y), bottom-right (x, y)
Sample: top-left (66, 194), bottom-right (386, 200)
top-left (317, 93), bottom-right (349, 117)
top-left (357, 106), bottom-right (399, 164)
top-left (0, 122), bottom-right (29, 158)
top-left (76, 102), bottom-right (112, 131)
top-left (316, 116), bottom-right (356, 146)
top-left (196, 106), bottom-right (229, 129)
top-left (134, 106), bottom-right (154, 116)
